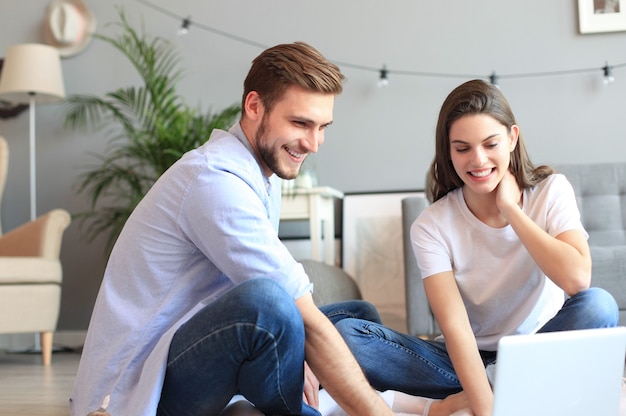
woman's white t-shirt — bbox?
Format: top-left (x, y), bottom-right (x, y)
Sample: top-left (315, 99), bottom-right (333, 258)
top-left (411, 174), bottom-right (587, 350)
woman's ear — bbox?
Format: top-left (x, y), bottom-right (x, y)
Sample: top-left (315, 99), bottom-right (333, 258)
top-left (509, 124), bottom-right (520, 151)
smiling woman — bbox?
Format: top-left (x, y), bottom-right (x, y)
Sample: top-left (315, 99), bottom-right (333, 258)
top-left (448, 113), bottom-right (518, 211)
top-left (333, 79), bottom-right (619, 416)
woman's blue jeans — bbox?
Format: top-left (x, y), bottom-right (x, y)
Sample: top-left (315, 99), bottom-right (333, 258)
top-left (334, 287), bottom-right (619, 399)
top-left (156, 278), bottom-right (381, 416)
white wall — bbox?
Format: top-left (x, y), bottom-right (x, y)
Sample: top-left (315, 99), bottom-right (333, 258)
top-left (1, 0), bottom-right (625, 332)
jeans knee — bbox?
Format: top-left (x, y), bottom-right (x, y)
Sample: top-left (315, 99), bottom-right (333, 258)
top-left (235, 278), bottom-right (288, 308)
top-left (573, 287), bottom-right (619, 327)
top-left (233, 279), bottom-right (304, 334)
top-left (335, 318), bottom-right (358, 344)
top-left (352, 300), bottom-right (383, 323)
top-left (321, 300), bottom-right (382, 325)
top-left (334, 318), bottom-right (376, 351)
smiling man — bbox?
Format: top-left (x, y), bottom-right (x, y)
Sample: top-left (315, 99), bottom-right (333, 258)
top-left (245, 85), bottom-right (333, 179)
top-left (70, 42), bottom-right (395, 416)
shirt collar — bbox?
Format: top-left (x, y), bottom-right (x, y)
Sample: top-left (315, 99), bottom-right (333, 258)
top-left (229, 121), bottom-right (273, 193)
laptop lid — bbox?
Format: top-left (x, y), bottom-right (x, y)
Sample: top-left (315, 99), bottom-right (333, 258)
top-left (492, 327), bottom-right (626, 416)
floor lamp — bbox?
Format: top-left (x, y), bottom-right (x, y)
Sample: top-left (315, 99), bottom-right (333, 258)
top-left (0, 43), bottom-right (66, 221)
top-left (0, 43), bottom-right (65, 352)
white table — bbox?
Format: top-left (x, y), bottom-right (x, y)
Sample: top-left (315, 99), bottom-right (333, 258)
top-left (280, 186), bottom-right (344, 265)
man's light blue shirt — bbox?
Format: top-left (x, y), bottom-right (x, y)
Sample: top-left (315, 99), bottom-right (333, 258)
top-left (70, 123), bottom-right (312, 415)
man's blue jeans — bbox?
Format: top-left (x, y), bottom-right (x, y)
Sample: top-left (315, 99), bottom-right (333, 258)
top-left (156, 278), bottom-right (381, 416)
top-left (334, 287), bottom-right (619, 399)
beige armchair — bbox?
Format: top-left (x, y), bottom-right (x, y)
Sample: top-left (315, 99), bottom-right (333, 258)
top-left (0, 136), bottom-right (71, 365)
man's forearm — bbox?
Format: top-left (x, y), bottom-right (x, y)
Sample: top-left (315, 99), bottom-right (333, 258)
top-left (297, 295), bottom-right (394, 416)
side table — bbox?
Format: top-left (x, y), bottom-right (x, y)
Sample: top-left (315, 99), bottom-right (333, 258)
top-left (280, 186), bottom-right (344, 265)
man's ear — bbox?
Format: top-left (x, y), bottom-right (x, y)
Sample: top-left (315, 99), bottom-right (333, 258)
top-left (243, 91), bottom-right (263, 121)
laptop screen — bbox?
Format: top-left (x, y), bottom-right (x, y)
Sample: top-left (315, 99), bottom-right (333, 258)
top-left (492, 327), bottom-right (626, 416)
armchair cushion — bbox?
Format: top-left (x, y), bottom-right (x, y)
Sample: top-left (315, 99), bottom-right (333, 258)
top-left (0, 258), bottom-right (62, 284)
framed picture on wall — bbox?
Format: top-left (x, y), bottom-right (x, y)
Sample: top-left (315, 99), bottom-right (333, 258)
top-left (578, 0), bottom-right (626, 33)
top-left (342, 190), bottom-right (424, 332)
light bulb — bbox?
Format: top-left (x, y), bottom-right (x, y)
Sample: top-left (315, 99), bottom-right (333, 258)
top-left (378, 66), bottom-right (389, 87)
top-left (489, 72), bottom-right (499, 87)
top-left (178, 17), bottom-right (191, 36)
top-left (603, 64), bottom-right (615, 85)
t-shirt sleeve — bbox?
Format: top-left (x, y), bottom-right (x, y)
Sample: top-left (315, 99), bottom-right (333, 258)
top-left (410, 205), bottom-right (453, 280)
top-left (544, 174), bottom-right (588, 240)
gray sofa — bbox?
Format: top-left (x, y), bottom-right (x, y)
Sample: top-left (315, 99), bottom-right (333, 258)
top-left (301, 259), bottom-right (363, 306)
top-left (402, 162), bottom-right (626, 338)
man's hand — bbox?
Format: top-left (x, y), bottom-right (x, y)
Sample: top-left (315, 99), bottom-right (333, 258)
top-left (303, 361), bottom-right (320, 408)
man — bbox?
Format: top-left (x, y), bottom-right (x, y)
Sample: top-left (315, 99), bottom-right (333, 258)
top-left (70, 42), bottom-right (395, 416)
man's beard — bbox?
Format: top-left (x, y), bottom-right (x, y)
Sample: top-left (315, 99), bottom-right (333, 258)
top-left (255, 116), bottom-right (301, 180)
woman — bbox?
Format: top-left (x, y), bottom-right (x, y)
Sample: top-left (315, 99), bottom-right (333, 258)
top-left (336, 79), bottom-right (618, 416)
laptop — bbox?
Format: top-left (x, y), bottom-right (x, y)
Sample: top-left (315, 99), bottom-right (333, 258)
top-left (492, 326), bottom-right (626, 416)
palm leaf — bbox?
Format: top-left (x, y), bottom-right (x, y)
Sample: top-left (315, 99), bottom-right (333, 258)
top-left (65, 9), bottom-right (240, 255)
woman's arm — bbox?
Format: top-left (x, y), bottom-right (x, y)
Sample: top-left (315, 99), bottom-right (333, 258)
top-left (424, 271), bottom-right (493, 416)
top-left (496, 172), bottom-right (591, 295)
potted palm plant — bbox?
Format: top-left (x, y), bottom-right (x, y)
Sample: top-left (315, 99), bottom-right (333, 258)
top-left (65, 10), bottom-right (240, 253)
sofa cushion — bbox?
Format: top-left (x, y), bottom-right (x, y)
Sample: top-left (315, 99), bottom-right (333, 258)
top-left (300, 259), bottom-right (362, 306)
top-left (590, 246), bottom-right (626, 324)
top-left (555, 163), bottom-right (626, 247)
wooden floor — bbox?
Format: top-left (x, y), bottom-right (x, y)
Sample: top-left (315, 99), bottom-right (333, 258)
top-left (0, 349), bottom-right (80, 416)
top-left (0, 348), bottom-right (623, 416)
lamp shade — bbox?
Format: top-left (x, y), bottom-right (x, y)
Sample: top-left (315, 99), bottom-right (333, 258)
top-left (0, 43), bottom-right (65, 104)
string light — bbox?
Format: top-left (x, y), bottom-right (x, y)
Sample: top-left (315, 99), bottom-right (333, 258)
top-left (489, 71), bottom-right (499, 87)
top-left (134, 0), bottom-right (626, 87)
top-left (603, 62), bottom-right (615, 84)
top-left (178, 17), bottom-right (191, 36)
top-left (136, 0), bottom-right (268, 49)
top-left (378, 65), bottom-right (389, 87)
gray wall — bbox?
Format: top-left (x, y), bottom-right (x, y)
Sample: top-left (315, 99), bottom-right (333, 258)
top-left (1, 0), bottom-right (625, 331)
